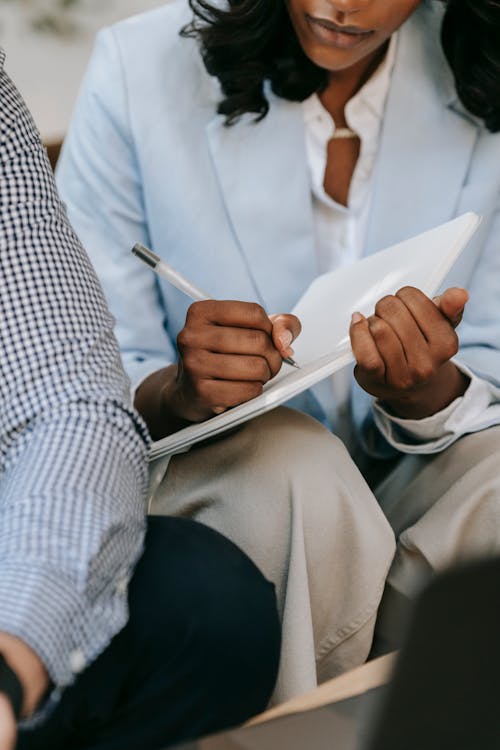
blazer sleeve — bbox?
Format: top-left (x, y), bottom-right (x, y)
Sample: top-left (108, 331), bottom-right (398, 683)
top-left (56, 28), bottom-right (178, 391)
top-left (456, 190), bottom-right (500, 385)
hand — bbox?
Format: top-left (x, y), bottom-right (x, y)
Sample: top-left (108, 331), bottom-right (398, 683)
top-left (0, 694), bottom-right (16, 750)
top-left (0, 635), bottom-right (49, 732)
top-left (135, 301), bottom-right (301, 438)
top-left (350, 286), bottom-right (470, 419)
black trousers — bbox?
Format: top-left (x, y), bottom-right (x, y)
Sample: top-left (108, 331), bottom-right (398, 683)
top-left (18, 516), bottom-right (281, 750)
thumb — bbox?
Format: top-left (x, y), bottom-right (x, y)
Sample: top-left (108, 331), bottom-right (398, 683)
top-left (433, 287), bottom-right (469, 328)
top-left (269, 313), bottom-right (302, 357)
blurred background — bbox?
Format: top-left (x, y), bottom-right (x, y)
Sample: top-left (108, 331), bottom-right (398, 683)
top-left (0, 0), bottom-right (165, 162)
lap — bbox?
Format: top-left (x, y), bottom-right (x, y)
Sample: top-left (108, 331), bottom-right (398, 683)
top-left (374, 425), bottom-right (500, 636)
top-left (150, 407), bottom-right (395, 700)
top-left (151, 407), bottom-right (395, 627)
top-left (152, 412), bottom-right (500, 597)
top-left (376, 425), bottom-right (500, 556)
top-left (369, 426), bottom-right (500, 651)
top-left (18, 517), bottom-right (280, 750)
top-left (151, 406), bottom-right (393, 566)
top-left (147, 410), bottom-right (500, 689)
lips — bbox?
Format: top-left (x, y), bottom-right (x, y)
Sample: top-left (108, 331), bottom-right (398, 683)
top-left (306, 14), bottom-right (375, 48)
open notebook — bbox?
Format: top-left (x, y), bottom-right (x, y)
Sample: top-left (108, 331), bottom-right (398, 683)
top-left (149, 212), bottom-right (480, 461)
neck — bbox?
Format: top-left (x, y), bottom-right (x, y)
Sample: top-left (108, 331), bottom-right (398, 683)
top-left (319, 41), bottom-right (389, 123)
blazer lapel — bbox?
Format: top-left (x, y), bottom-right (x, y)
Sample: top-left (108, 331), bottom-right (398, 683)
top-left (206, 93), bottom-right (318, 313)
top-left (365, 2), bottom-right (480, 256)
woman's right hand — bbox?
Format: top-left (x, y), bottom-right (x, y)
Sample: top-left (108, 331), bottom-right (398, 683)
top-left (135, 300), bottom-right (301, 440)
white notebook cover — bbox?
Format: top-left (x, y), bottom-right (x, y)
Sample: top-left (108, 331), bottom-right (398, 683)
top-left (148, 212), bottom-right (481, 461)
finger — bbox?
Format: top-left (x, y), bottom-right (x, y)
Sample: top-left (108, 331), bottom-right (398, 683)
top-left (350, 312), bottom-right (385, 380)
top-left (177, 325), bottom-right (282, 382)
top-left (433, 287), bottom-right (469, 328)
top-left (178, 324), bottom-right (282, 375)
top-left (186, 300), bottom-right (273, 334)
top-left (194, 378), bottom-right (264, 412)
top-left (374, 294), bottom-right (431, 374)
top-left (269, 313), bottom-right (302, 357)
top-left (183, 351), bottom-right (274, 384)
top-left (396, 286), bottom-right (455, 341)
top-left (396, 286), bottom-right (460, 363)
top-left (367, 315), bottom-right (412, 390)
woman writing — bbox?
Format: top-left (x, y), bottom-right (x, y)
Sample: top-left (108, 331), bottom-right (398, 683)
top-left (57, 0), bottom-right (500, 702)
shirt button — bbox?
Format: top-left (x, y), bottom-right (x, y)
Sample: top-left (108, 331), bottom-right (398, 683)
top-left (69, 649), bottom-right (86, 674)
top-left (116, 576), bottom-right (130, 595)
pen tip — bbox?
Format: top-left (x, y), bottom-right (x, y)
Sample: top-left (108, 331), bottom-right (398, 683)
top-left (283, 357), bottom-right (300, 369)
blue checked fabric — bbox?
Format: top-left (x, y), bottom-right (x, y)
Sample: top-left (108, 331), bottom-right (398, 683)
top-left (0, 48), bottom-right (150, 697)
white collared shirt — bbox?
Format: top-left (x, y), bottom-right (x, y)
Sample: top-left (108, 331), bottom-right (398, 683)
top-left (304, 35), bottom-right (397, 273)
top-left (302, 35), bottom-right (500, 453)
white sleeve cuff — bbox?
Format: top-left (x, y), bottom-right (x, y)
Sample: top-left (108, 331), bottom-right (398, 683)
top-left (372, 361), bottom-right (500, 454)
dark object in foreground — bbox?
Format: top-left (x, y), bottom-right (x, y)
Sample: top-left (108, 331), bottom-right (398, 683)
top-left (369, 556), bottom-right (500, 750)
top-left (173, 556), bottom-right (500, 750)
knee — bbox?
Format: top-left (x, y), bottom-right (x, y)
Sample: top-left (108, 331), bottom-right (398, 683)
top-left (131, 517), bottom-right (280, 706)
top-left (249, 406), bottom-right (392, 533)
top-left (240, 406), bottom-right (357, 513)
top-left (249, 406), bottom-right (349, 464)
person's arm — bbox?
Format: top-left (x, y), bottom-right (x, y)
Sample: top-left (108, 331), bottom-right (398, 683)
top-left (56, 28), bottom-right (178, 393)
top-left (352, 188), bottom-right (500, 455)
top-left (135, 304), bottom-right (301, 438)
top-left (56, 29), bottom-right (301, 440)
top-left (350, 284), bottom-right (500, 454)
top-left (0, 50), bottom-right (149, 725)
top-left (370, 282), bottom-right (500, 450)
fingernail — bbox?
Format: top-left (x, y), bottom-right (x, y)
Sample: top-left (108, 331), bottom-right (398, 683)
top-left (351, 312), bottom-right (363, 325)
top-left (213, 407), bottom-right (226, 415)
top-left (432, 296), bottom-right (440, 305)
top-left (285, 346), bottom-right (295, 357)
top-left (279, 331), bottom-right (293, 349)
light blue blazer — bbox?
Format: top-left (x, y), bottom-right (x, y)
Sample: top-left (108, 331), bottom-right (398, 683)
top-left (57, 0), bottom-right (500, 455)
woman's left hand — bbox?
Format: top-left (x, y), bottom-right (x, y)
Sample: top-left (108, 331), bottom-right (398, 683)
top-left (350, 286), bottom-right (470, 419)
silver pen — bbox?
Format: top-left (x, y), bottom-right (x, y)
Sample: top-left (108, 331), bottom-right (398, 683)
top-left (132, 243), bottom-right (300, 369)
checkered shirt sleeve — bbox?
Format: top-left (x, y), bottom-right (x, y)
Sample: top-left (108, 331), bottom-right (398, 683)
top-left (0, 49), bottom-right (150, 697)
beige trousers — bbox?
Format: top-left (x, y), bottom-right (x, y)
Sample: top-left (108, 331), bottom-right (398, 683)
top-left (150, 407), bottom-right (395, 704)
top-left (151, 409), bottom-right (500, 703)
top-left (374, 424), bottom-right (500, 646)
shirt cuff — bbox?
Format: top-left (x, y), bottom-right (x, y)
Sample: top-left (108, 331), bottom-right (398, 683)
top-left (0, 553), bottom-right (138, 727)
top-left (372, 362), bottom-right (500, 454)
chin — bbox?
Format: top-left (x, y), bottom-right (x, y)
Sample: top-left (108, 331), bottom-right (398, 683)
top-left (304, 42), bottom-right (372, 73)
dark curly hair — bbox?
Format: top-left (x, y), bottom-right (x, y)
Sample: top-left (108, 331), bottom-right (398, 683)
top-left (442, 0), bottom-right (500, 132)
top-left (181, 0), bottom-right (500, 132)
